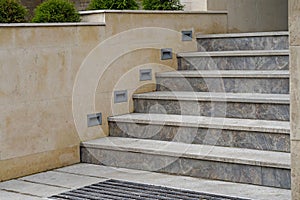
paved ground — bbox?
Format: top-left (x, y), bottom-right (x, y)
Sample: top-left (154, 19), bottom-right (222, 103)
top-left (0, 163), bottom-right (291, 200)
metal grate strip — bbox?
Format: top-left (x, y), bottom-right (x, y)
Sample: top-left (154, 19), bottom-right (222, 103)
top-left (50, 179), bottom-right (251, 200)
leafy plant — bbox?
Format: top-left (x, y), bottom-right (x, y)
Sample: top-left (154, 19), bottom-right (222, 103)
top-left (0, 0), bottom-right (28, 23)
top-left (142, 0), bottom-right (184, 10)
top-left (87, 0), bottom-right (139, 10)
top-left (32, 0), bottom-right (80, 23)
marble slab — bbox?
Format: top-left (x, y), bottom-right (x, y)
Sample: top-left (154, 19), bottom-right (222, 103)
top-left (134, 98), bottom-right (289, 121)
top-left (156, 77), bottom-right (289, 94)
top-left (81, 139), bottom-right (291, 189)
top-left (108, 113), bottom-right (290, 134)
top-left (0, 180), bottom-right (68, 198)
top-left (20, 171), bottom-right (107, 189)
top-left (197, 35), bottom-right (289, 51)
top-left (0, 190), bottom-right (42, 200)
top-left (178, 55), bottom-right (289, 70)
top-left (81, 137), bottom-right (290, 169)
top-left (109, 122), bottom-right (290, 152)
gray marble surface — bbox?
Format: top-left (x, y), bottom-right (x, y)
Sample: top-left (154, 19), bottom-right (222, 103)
top-left (178, 55), bottom-right (289, 70)
top-left (157, 77), bottom-right (289, 94)
top-left (81, 147), bottom-right (291, 189)
top-left (134, 99), bottom-right (289, 121)
top-left (108, 113), bottom-right (290, 134)
top-left (81, 137), bottom-right (290, 168)
top-left (109, 122), bottom-right (290, 152)
top-left (133, 91), bottom-right (290, 103)
top-left (197, 36), bottom-right (289, 51)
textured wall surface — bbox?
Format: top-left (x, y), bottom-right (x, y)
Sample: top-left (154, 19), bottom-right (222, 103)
top-left (0, 24), bottom-right (106, 181)
top-left (207, 0), bottom-right (288, 32)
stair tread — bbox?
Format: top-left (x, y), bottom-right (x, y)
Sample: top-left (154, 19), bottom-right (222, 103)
top-left (133, 91), bottom-right (289, 104)
top-left (108, 113), bottom-right (289, 134)
top-left (156, 70), bottom-right (289, 78)
top-left (177, 50), bottom-right (289, 58)
top-left (196, 31), bottom-right (289, 39)
top-left (82, 137), bottom-right (290, 169)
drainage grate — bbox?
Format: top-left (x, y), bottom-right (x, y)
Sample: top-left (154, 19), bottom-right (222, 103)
top-left (50, 179), bottom-right (251, 200)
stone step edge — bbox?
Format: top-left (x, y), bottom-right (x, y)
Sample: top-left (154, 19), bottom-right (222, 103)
top-left (133, 92), bottom-right (290, 104)
top-left (81, 137), bottom-right (290, 169)
top-left (156, 70), bottom-right (290, 78)
top-left (108, 113), bottom-right (290, 134)
top-left (196, 31), bottom-right (289, 39)
top-left (177, 50), bottom-right (289, 58)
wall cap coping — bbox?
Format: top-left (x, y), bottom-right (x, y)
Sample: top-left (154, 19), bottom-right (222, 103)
top-left (79, 10), bottom-right (228, 15)
top-left (0, 22), bottom-right (105, 27)
top-left (197, 31), bottom-right (289, 39)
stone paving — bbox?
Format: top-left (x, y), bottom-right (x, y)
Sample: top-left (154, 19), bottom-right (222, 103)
top-left (0, 163), bottom-right (291, 200)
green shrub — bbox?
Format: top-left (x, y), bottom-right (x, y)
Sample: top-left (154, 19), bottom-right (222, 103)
top-left (32, 0), bottom-right (80, 23)
top-left (142, 0), bottom-right (184, 10)
top-left (87, 0), bottom-right (139, 10)
top-left (0, 0), bottom-right (28, 23)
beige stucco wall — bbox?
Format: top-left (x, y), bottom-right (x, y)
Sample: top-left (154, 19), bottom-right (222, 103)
top-left (289, 0), bottom-right (300, 199)
top-left (0, 11), bottom-right (228, 181)
top-left (80, 10), bottom-right (228, 35)
top-left (0, 24), bottom-right (106, 181)
top-left (207, 0), bottom-right (288, 32)
top-left (207, 0), bottom-right (227, 11)
top-left (181, 0), bottom-right (207, 11)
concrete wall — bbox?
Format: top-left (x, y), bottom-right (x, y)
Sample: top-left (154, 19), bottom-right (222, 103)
top-left (181, 0), bottom-right (207, 11)
top-left (289, 0), bottom-right (300, 199)
top-left (207, 0), bottom-right (288, 32)
top-left (0, 11), bottom-right (227, 181)
top-left (207, 0), bottom-right (227, 10)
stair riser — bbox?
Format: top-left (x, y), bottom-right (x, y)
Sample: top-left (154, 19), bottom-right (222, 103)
top-left (134, 99), bottom-right (289, 121)
top-left (156, 77), bottom-right (289, 94)
top-left (197, 36), bottom-right (289, 51)
top-left (178, 56), bottom-right (289, 71)
top-left (81, 147), bottom-right (291, 189)
top-left (109, 122), bottom-right (290, 152)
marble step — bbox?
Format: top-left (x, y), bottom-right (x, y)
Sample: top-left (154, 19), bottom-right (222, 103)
top-left (81, 137), bottom-right (291, 189)
top-left (156, 70), bottom-right (289, 94)
top-left (196, 32), bottom-right (289, 51)
top-left (133, 92), bottom-right (290, 121)
top-left (177, 50), bottom-right (289, 70)
top-left (108, 113), bottom-right (290, 152)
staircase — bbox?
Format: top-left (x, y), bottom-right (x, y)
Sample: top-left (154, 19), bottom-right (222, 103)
top-left (81, 32), bottom-right (291, 190)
